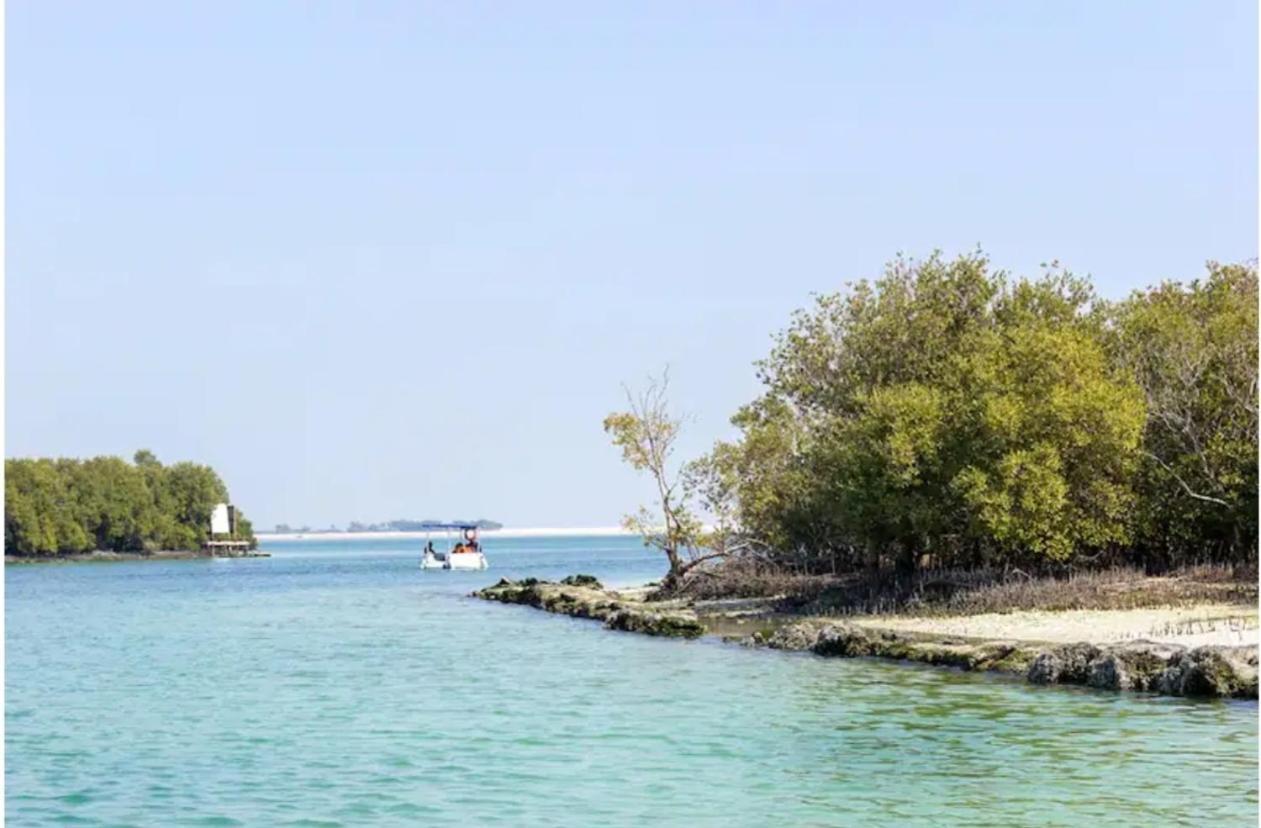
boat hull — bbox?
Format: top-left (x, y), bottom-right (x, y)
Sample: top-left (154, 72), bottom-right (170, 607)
top-left (421, 552), bottom-right (488, 571)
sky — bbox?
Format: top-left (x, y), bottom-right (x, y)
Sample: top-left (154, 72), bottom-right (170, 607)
top-left (7, 1), bottom-right (1257, 529)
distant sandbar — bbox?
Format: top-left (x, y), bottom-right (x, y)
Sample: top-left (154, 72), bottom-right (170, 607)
top-left (258, 527), bottom-right (634, 541)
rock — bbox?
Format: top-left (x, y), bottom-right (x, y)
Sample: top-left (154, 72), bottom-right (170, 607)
top-left (1218, 646), bottom-right (1261, 698)
top-left (763, 622), bottom-right (823, 651)
top-left (758, 623), bottom-right (1039, 676)
top-left (970, 642), bottom-right (1038, 674)
top-left (1157, 654), bottom-right (1201, 696)
top-left (1027, 654), bottom-right (1060, 685)
top-left (1183, 650), bottom-right (1239, 697)
top-left (1087, 654), bottom-right (1130, 691)
top-left (560, 574), bottom-right (604, 589)
top-left (1156, 646), bottom-right (1258, 698)
top-left (1087, 654), bottom-right (1134, 691)
top-left (605, 608), bottom-right (705, 638)
top-left (1027, 643), bottom-right (1102, 685)
top-left (896, 640), bottom-right (959, 666)
top-left (1020, 640), bottom-right (1261, 698)
top-left (475, 579), bottom-right (540, 606)
top-left (1086, 642), bottom-right (1182, 691)
top-left (812, 624), bottom-right (875, 658)
top-left (474, 577), bottom-right (705, 639)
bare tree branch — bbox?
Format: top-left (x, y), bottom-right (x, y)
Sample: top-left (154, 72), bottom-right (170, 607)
top-left (1142, 450), bottom-right (1232, 507)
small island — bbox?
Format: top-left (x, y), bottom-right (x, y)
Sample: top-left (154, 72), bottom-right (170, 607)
top-left (5, 450), bottom-right (263, 562)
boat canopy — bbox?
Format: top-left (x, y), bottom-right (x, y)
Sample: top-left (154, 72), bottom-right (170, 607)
top-left (419, 523), bottom-right (482, 531)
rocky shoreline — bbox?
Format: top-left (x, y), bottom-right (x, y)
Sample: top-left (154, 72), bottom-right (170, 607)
top-left (475, 577), bottom-right (1259, 700)
top-left (474, 577), bottom-right (705, 638)
top-left (753, 620), bottom-right (1258, 698)
top-left (5, 548), bottom-right (270, 563)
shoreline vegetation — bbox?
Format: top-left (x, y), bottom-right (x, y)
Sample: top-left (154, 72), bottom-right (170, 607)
top-left (5, 548), bottom-right (270, 563)
top-left (5, 450), bottom-right (258, 560)
top-left (475, 574), bottom-right (1259, 699)
top-left (605, 259), bottom-right (1258, 584)
top-left (601, 254), bottom-right (1258, 596)
top-left (580, 252), bottom-right (1259, 699)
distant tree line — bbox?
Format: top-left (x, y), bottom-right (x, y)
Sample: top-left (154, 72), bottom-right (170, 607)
top-left (608, 253), bottom-right (1257, 587)
top-left (5, 450), bottom-right (256, 556)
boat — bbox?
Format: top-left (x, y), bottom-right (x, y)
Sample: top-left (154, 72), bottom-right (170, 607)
top-left (420, 524), bottom-right (489, 571)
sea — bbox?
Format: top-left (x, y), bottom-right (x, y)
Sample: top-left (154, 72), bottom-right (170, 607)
top-left (6, 535), bottom-right (1258, 826)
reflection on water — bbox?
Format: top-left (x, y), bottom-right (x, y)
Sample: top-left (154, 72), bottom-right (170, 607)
top-left (7, 536), bottom-right (1258, 826)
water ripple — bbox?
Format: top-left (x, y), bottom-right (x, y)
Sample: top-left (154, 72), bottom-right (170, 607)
top-left (7, 538), bottom-right (1258, 826)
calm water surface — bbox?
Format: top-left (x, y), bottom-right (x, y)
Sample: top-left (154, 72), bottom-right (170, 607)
top-left (7, 536), bottom-right (1258, 826)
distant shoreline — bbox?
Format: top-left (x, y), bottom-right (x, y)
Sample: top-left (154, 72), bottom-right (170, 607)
top-left (257, 527), bottom-right (635, 541)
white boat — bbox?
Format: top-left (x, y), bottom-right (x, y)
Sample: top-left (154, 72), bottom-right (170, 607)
top-left (420, 524), bottom-right (489, 571)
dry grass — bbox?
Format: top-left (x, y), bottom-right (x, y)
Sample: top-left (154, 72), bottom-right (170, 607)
top-left (678, 560), bottom-right (1258, 618)
top-left (675, 558), bottom-right (836, 601)
top-left (1135, 613), bottom-right (1259, 642)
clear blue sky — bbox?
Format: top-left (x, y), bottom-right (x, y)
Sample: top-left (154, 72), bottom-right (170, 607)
top-left (7, 1), bottom-right (1257, 529)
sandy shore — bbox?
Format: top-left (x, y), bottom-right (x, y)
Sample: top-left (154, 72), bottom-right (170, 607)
top-left (847, 603), bottom-right (1259, 648)
top-left (258, 527), bottom-right (634, 541)
top-left (478, 577), bottom-right (1261, 698)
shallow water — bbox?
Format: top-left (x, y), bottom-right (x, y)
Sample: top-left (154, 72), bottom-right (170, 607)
top-left (6, 536), bottom-right (1258, 826)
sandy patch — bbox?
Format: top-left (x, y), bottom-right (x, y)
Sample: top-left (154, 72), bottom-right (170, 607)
top-left (848, 603), bottom-right (1259, 648)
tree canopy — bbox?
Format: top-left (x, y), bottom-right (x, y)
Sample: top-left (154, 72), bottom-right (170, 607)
top-left (627, 253), bottom-right (1256, 583)
top-left (1110, 262), bottom-right (1258, 566)
top-left (5, 451), bottom-right (256, 556)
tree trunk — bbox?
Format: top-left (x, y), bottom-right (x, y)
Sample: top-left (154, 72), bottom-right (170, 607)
top-left (864, 540), bottom-right (881, 573)
top-left (661, 545), bottom-right (684, 593)
top-left (895, 542), bottom-right (918, 575)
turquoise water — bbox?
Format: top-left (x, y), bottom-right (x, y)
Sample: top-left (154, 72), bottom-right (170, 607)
top-left (6, 536), bottom-right (1258, 826)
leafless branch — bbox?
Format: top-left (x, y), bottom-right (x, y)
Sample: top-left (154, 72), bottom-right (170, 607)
top-left (1142, 450), bottom-right (1232, 507)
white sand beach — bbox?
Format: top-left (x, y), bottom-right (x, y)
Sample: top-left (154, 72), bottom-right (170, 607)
top-left (257, 526), bottom-right (635, 541)
top-left (851, 603), bottom-right (1260, 648)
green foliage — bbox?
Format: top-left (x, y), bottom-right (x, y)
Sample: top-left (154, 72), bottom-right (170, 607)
top-left (161, 462), bottom-right (230, 548)
top-left (690, 252), bottom-right (1255, 575)
top-left (234, 511), bottom-right (257, 550)
top-left (759, 251), bottom-right (998, 416)
top-left (4, 451), bottom-right (254, 556)
top-left (5, 459), bottom-right (92, 555)
top-left (1110, 262), bottom-right (1259, 564)
top-left (953, 318), bottom-right (1145, 562)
